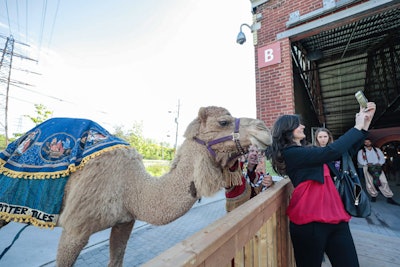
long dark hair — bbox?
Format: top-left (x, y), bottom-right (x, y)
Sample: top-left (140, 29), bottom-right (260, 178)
top-left (269, 114), bottom-right (305, 176)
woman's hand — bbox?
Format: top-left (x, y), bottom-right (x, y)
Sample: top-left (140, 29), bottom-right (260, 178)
top-left (262, 174), bottom-right (274, 188)
top-left (355, 102), bottom-right (376, 130)
top-left (360, 102), bottom-right (376, 130)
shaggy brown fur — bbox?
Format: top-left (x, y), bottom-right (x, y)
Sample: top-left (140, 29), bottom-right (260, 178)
top-left (4, 106), bottom-right (271, 267)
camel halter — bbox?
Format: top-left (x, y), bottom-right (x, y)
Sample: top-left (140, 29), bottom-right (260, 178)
top-left (193, 118), bottom-right (246, 159)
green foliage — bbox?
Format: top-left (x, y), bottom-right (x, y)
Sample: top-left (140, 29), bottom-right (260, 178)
top-left (112, 125), bottom-right (126, 140)
top-left (112, 123), bottom-right (175, 160)
top-left (145, 164), bottom-right (171, 176)
top-left (2, 104), bottom-right (53, 147)
top-left (0, 134), bottom-right (7, 150)
top-left (24, 104), bottom-right (53, 125)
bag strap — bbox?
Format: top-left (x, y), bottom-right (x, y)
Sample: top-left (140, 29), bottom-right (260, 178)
top-left (326, 161), bottom-right (340, 179)
top-left (342, 152), bottom-right (361, 184)
top-left (342, 152), bottom-right (349, 171)
top-left (362, 147), bottom-right (380, 163)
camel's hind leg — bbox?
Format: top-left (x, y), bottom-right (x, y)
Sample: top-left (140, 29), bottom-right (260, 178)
top-left (108, 220), bottom-right (135, 267)
top-left (56, 229), bottom-right (90, 267)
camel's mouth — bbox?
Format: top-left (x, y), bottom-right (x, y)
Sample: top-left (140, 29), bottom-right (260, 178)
top-left (250, 137), bottom-right (270, 151)
top-left (227, 148), bottom-right (249, 168)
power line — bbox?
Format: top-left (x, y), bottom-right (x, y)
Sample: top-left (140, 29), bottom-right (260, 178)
top-left (0, 92), bottom-right (38, 105)
top-left (16, 0), bottom-right (20, 33)
top-left (25, 0), bottom-right (28, 44)
top-left (4, 0), bottom-right (12, 35)
top-left (47, 0), bottom-right (61, 48)
top-left (38, 0), bottom-right (48, 57)
top-left (9, 83), bottom-right (73, 104)
top-left (0, 2), bottom-right (112, 136)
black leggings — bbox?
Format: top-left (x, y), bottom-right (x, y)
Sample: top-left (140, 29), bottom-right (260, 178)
top-left (289, 221), bottom-right (359, 267)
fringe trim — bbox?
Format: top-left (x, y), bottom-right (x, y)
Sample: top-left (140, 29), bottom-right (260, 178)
top-left (225, 183), bottom-right (251, 212)
top-left (222, 165), bottom-right (243, 187)
top-left (0, 144), bottom-right (130, 179)
top-left (0, 212), bottom-right (56, 229)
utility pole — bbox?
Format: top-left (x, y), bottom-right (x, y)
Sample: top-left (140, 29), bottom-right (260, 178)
top-left (169, 99), bottom-right (180, 151)
top-left (0, 35), bottom-right (37, 145)
top-left (174, 99), bottom-right (180, 151)
top-left (0, 36), bottom-right (15, 144)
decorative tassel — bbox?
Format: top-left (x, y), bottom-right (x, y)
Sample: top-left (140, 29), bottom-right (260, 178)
top-left (222, 165), bottom-right (243, 187)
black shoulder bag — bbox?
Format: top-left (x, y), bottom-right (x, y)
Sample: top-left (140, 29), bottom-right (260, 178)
top-left (335, 152), bottom-right (371, 218)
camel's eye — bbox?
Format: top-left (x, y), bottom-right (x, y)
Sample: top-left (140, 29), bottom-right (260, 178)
top-left (218, 120), bottom-right (230, 127)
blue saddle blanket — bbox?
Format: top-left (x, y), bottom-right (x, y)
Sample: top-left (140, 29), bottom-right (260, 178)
top-left (0, 118), bottom-right (130, 228)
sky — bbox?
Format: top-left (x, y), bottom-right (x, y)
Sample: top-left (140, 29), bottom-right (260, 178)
top-left (0, 0), bottom-right (256, 146)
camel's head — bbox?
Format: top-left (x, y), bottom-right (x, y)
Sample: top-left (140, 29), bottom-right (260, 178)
top-left (184, 106), bottom-right (271, 189)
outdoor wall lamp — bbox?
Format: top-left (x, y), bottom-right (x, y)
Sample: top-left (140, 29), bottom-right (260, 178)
top-left (236, 23), bottom-right (253, 45)
top-left (236, 14), bottom-right (262, 45)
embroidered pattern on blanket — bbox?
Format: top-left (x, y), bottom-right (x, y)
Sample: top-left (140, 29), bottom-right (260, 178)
top-left (0, 118), bottom-right (130, 228)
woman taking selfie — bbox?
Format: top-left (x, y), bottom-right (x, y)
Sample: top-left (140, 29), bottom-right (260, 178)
top-left (269, 102), bottom-right (375, 267)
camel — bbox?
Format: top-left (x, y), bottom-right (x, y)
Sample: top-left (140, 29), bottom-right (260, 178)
top-left (0, 106), bottom-right (271, 267)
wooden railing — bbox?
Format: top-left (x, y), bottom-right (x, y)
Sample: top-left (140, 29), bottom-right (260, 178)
top-left (143, 178), bottom-right (296, 267)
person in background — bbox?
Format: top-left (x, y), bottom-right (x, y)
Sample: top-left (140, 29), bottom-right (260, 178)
top-left (314, 127), bottom-right (333, 147)
top-left (357, 138), bottom-right (399, 205)
top-left (268, 102), bottom-right (376, 267)
top-left (314, 127), bottom-right (363, 173)
top-left (225, 144), bottom-right (274, 212)
top-left (314, 127), bottom-right (341, 172)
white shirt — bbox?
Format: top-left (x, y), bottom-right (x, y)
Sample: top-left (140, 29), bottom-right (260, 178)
top-left (357, 147), bottom-right (385, 166)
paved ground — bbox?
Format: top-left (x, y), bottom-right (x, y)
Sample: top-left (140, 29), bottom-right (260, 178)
top-left (0, 191), bottom-right (227, 267)
top-left (1, 180), bottom-right (400, 267)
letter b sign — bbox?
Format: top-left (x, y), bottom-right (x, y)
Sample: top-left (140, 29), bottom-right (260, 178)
top-left (264, 48), bottom-right (274, 62)
top-left (258, 42), bottom-right (281, 68)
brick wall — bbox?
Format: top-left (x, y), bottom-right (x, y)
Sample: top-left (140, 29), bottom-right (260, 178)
top-left (252, 0), bottom-right (367, 129)
top-left (254, 0), bottom-right (315, 128)
top-left (255, 38), bottom-right (294, 128)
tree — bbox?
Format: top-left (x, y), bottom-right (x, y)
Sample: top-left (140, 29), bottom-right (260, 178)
top-left (112, 122), bottom-right (175, 161)
top-left (111, 123), bottom-right (173, 176)
top-left (0, 104), bottom-right (53, 148)
top-left (24, 104), bottom-right (53, 125)
top-left (0, 134), bottom-right (7, 150)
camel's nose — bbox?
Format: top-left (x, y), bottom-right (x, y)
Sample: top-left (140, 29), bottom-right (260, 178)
top-left (256, 119), bottom-right (268, 130)
top-left (239, 118), bottom-right (269, 131)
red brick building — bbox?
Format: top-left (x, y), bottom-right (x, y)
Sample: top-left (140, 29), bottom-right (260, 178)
top-left (241, 0), bottom-right (399, 152)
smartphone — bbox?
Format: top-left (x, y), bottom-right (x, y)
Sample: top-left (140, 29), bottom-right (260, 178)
top-left (355, 91), bottom-right (368, 109)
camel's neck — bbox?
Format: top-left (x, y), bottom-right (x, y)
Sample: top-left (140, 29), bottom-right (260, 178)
top-left (131, 144), bottom-right (202, 225)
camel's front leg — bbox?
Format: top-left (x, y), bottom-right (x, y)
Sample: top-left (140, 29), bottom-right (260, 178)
top-left (108, 220), bottom-right (135, 267)
top-left (56, 229), bottom-right (90, 267)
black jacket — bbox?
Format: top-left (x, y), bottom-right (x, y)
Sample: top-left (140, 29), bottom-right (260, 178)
top-left (283, 128), bottom-right (368, 187)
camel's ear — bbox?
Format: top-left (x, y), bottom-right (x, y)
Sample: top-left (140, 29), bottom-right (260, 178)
top-left (198, 107), bottom-right (208, 122)
top-left (184, 107), bottom-right (209, 138)
top-left (193, 156), bottom-right (224, 197)
top-left (184, 118), bottom-right (200, 139)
